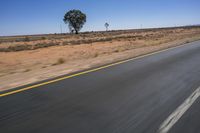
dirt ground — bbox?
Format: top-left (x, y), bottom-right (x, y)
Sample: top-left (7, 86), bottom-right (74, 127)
top-left (1, 27), bottom-right (200, 91)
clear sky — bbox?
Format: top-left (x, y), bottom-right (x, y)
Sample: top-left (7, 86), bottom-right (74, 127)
top-left (0, 0), bottom-right (200, 36)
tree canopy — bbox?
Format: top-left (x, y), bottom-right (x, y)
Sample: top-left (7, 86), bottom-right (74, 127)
top-left (63, 10), bottom-right (86, 34)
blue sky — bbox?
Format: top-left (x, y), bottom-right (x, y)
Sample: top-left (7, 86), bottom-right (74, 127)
top-left (0, 0), bottom-right (200, 36)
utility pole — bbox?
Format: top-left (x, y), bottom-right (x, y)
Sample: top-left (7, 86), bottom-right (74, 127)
top-left (60, 24), bottom-right (63, 34)
top-left (140, 24), bottom-right (143, 29)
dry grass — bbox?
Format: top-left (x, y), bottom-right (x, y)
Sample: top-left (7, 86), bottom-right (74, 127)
top-left (1, 27), bottom-right (199, 52)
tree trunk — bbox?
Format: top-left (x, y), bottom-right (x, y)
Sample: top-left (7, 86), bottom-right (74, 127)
top-left (75, 30), bottom-right (78, 34)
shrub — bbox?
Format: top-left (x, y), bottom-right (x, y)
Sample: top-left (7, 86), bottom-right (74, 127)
top-left (62, 41), bottom-right (70, 45)
top-left (185, 40), bottom-right (190, 43)
top-left (24, 36), bottom-right (30, 42)
top-left (41, 37), bottom-right (46, 40)
top-left (93, 53), bottom-right (98, 57)
top-left (52, 58), bottom-right (65, 66)
top-left (114, 49), bottom-right (120, 53)
top-left (24, 69), bottom-right (31, 72)
top-left (57, 58), bottom-right (65, 64)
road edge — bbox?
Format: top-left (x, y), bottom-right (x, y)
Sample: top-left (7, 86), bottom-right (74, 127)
top-left (0, 40), bottom-right (200, 98)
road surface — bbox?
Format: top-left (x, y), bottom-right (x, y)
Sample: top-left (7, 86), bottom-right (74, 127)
top-left (1, 41), bottom-right (200, 133)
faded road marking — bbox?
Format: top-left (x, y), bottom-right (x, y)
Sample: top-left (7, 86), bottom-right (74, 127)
top-left (158, 86), bottom-right (200, 133)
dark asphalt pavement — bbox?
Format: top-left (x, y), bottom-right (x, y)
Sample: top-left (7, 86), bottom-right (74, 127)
top-left (1, 41), bottom-right (200, 133)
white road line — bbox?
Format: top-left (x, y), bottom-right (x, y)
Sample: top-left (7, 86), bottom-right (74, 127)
top-left (158, 86), bottom-right (200, 133)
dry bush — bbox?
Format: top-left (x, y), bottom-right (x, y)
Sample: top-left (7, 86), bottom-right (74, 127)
top-left (24, 36), bottom-right (30, 42)
top-left (41, 37), bottom-right (46, 40)
top-left (93, 52), bottom-right (98, 57)
top-left (24, 69), bottom-right (31, 72)
top-left (114, 49), bottom-right (120, 53)
top-left (52, 58), bottom-right (65, 66)
top-left (62, 41), bottom-right (70, 45)
top-left (58, 58), bottom-right (65, 64)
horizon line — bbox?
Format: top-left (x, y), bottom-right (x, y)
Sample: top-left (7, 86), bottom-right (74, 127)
top-left (1, 24), bottom-right (200, 37)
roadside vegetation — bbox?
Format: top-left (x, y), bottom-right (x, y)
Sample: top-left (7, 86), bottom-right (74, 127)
top-left (1, 26), bottom-right (200, 52)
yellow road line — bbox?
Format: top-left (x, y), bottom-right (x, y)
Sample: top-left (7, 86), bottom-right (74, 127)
top-left (0, 43), bottom-right (191, 97)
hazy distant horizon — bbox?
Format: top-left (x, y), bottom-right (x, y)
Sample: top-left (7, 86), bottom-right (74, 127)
top-left (1, 0), bottom-right (200, 36)
top-left (1, 24), bottom-right (200, 37)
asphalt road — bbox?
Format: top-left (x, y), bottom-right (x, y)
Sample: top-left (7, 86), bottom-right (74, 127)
top-left (1, 41), bottom-right (200, 133)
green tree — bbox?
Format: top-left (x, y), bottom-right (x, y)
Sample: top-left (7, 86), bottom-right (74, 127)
top-left (63, 10), bottom-right (86, 34)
